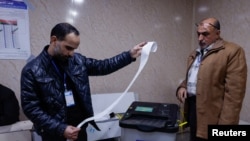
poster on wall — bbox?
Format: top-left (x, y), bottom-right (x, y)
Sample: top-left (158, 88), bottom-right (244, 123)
top-left (0, 0), bottom-right (30, 60)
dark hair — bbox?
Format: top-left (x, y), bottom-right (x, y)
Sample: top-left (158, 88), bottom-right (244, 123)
top-left (50, 22), bottom-right (80, 41)
top-left (213, 20), bottom-right (220, 30)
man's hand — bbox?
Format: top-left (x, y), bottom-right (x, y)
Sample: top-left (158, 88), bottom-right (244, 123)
top-left (64, 125), bottom-right (81, 141)
top-left (177, 87), bottom-right (187, 103)
top-left (130, 42), bottom-right (147, 58)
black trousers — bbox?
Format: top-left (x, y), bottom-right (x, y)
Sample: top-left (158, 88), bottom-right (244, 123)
top-left (188, 96), bottom-right (207, 141)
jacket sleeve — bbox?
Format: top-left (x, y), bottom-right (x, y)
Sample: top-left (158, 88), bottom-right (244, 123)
top-left (84, 51), bottom-right (135, 75)
top-left (219, 46), bottom-right (247, 124)
top-left (20, 66), bottom-right (67, 137)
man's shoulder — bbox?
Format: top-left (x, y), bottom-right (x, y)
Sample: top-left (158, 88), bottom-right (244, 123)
top-left (21, 53), bottom-right (47, 75)
top-left (22, 57), bottom-right (41, 71)
top-left (219, 39), bottom-right (246, 59)
top-left (71, 53), bottom-right (87, 64)
top-left (221, 39), bottom-right (242, 48)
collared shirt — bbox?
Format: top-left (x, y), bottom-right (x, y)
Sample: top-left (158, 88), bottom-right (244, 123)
top-left (187, 44), bottom-right (213, 96)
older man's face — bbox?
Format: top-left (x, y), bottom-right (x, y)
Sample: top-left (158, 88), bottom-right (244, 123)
top-left (196, 22), bottom-right (220, 48)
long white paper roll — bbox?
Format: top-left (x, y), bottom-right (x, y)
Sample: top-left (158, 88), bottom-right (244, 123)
top-left (67, 41), bottom-right (157, 141)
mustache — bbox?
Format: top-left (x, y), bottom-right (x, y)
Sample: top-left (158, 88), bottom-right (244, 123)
top-left (199, 41), bottom-right (206, 46)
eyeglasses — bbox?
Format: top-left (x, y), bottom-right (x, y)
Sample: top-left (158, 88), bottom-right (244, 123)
top-left (195, 22), bottom-right (219, 30)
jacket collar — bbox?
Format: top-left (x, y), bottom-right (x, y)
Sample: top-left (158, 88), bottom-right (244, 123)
top-left (212, 38), bottom-right (225, 50)
top-left (191, 38), bottom-right (225, 58)
top-left (38, 45), bottom-right (54, 66)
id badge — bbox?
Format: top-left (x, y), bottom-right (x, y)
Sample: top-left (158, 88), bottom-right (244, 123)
top-left (64, 90), bottom-right (75, 107)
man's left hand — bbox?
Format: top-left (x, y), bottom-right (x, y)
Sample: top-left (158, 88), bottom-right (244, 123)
top-left (130, 42), bottom-right (147, 58)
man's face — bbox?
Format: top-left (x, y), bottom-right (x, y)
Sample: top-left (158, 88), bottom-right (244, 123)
top-left (196, 22), bottom-right (220, 48)
top-left (52, 33), bottom-right (80, 65)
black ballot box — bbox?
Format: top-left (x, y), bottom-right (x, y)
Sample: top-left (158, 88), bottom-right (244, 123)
top-left (119, 101), bottom-right (179, 141)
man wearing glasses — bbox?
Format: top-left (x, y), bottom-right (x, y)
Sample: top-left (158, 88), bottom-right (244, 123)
top-left (176, 17), bottom-right (247, 141)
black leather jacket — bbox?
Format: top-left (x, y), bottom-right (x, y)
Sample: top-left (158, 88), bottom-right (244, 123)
top-left (21, 45), bottom-right (134, 140)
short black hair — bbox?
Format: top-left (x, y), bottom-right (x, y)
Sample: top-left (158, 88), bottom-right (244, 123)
top-left (50, 22), bottom-right (80, 41)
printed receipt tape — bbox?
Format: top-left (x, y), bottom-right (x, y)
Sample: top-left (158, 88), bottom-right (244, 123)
top-left (77, 41), bottom-right (157, 129)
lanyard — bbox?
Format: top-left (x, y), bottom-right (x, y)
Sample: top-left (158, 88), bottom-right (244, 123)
top-left (198, 52), bottom-right (203, 63)
top-left (51, 60), bottom-right (67, 90)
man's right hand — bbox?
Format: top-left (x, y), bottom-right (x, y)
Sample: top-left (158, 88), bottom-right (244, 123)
top-left (64, 125), bottom-right (81, 141)
top-left (177, 87), bottom-right (187, 103)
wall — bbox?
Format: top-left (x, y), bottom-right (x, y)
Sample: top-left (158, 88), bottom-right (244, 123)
top-left (0, 0), bottom-right (249, 123)
top-left (0, 0), bottom-right (193, 120)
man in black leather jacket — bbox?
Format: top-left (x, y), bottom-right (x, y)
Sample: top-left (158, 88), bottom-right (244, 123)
top-left (20, 22), bottom-right (146, 141)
